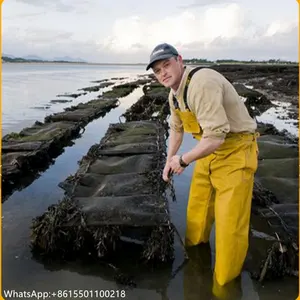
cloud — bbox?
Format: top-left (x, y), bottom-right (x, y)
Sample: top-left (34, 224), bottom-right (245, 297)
top-left (264, 20), bottom-right (297, 37)
top-left (3, 12), bottom-right (47, 19)
top-left (101, 4), bottom-right (249, 51)
top-left (15, 0), bottom-right (72, 11)
top-left (183, 22), bottom-right (297, 61)
top-left (178, 0), bottom-right (235, 9)
top-left (14, 0), bottom-right (91, 12)
top-left (3, 27), bottom-right (73, 55)
top-left (2, 25), bottom-right (125, 63)
top-left (2, 2), bottom-right (297, 63)
top-left (100, 3), bottom-right (297, 61)
top-left (4, 26), bottom-right (73, 43)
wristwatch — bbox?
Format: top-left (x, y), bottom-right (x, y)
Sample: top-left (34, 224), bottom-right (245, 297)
top-left (179, 155), bottom-right (189, 168)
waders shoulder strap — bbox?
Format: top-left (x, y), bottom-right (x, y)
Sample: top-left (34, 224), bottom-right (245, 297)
top-left (173, 66), bottom-right (203, 111)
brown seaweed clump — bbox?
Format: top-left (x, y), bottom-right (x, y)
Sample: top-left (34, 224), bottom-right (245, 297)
top-left (31, 197), bottom-right (86, 258)
top-left (31, 196), bottom-right (123, 260)
top-left (251, 203), bottom-right (299, 283)
top-left (142, 224), bottom-right (175, 263)
top-left (251, 236), bottom-right (298, 283)
top-left (251, 180), bottom-right (279, 209)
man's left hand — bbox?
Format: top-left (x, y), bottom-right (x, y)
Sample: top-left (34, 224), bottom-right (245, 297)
top-left (169, 155), bottom-right (185, 175)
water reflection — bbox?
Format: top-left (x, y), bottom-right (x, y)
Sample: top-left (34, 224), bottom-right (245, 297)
top-left (182, 243), bottom-right (244, 300)
top-left (30, 244), bottom-right (174, 295)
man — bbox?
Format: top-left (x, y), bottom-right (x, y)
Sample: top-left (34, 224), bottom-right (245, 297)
top-left (146, 43), bottom-right (259, 287)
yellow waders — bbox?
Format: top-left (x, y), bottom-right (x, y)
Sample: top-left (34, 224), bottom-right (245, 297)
top-left (174, 107), bottom-right (258, 287)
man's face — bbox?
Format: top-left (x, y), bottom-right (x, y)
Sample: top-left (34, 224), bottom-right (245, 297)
top-left (152, 56), bottom-right (183, 90)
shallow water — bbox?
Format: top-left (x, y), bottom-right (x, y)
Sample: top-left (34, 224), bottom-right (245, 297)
top-left (2, 63), bottom-right (298, 300)
top-left (256, 100), bottom-right (298, 137)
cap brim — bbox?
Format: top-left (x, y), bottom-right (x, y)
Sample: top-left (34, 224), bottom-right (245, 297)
top-left (146, 54), bottom-right (176, 71)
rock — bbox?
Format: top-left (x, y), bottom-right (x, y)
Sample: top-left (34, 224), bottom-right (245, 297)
top-left (249, 123), bottom-right (298, 282)
top-left (256, 158), bottom-right (298, 179)
top-left (256, 177), bottom-right (298, 204)
top-left (233, 83), bottom-right (273, 117)
top-left (252, 180), bottom-right (279, 208)
top-left (31, 106), bottom-right (51, 109)
top-left (257, 140), bottom-right (298, 159)
top-left (50, 99), bottom-right (73, 104)
top-left (111, 77), bottom-right (128, 80)
top-left (79, 82), bottom-right (114, 92)
top-left (99, 83), bottom-right (139, 99)
top-left (57, 92), bottom-right (87, 98)
top-left (123, 82), bottom-right (170, 122)
top-left (45, 99), bottom-right (118, 124)
top-left (2, 121), bottom-right (81, 200)
top-left (90, 79), bottom-right (109, 83)
top-left (259, 203), bottom-right (298, 236)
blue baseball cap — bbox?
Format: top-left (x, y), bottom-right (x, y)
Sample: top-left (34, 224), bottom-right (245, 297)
top-left (146, 43), bottom-right (179, 70)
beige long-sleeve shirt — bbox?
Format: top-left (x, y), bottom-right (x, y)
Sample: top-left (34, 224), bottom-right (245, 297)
top-left (168, 66), bottom-right (257, 139)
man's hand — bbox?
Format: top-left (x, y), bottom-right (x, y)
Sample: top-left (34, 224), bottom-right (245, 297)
top-left (169, 155), bottom-right (185, 175)
top-left (162, 162), bottom-right (172, 182)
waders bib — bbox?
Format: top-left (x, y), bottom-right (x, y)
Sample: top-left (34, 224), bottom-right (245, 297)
top-left (173, 67), bottom-right (258, 286)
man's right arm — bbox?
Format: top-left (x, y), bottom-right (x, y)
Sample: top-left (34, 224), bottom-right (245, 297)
top-left (166, 129), bottom-right (183, 162)
top-left (166, 100), bottom-right (184, 162)
top-left (163, 129), bottom-right (183, 181)
top-left (162, 108), bottom-right (184, 180)
top-left (162, 93), bottom-right (184, 181)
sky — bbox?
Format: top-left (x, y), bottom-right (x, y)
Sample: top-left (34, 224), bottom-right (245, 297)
top-left (2, 0), bottom-right (298, 63)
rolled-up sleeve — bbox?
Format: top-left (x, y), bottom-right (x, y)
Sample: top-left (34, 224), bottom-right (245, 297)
top-left (189, 79), bottom-right (230, 139)
top-left (168, 94), bottom-right (184, 133)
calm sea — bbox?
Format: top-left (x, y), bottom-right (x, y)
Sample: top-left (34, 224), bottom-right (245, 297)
top-left (2, 63), bottom-right (148, 135)
top-left (1, 63), bottom-right (298, 300)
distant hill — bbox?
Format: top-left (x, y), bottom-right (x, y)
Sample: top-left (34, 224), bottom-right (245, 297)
top-left (2, 53), bottom-right (87, 63)
top-left (23, 55), bottom-right (44, 61)
top-left (53, 56), bottom-right (86, 63)
top-left (2, 53), bottom-right (16, 59)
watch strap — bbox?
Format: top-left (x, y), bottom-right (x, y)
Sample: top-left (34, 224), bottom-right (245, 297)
top-left (179, 155), bottom-right (189, 168)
